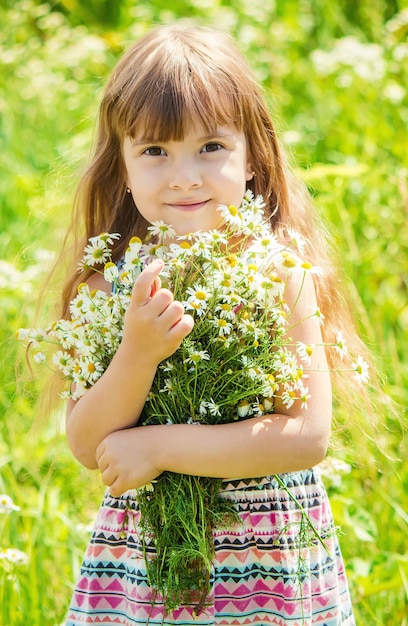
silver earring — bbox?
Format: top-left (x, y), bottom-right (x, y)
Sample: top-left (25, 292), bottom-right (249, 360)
top-left (126, 187), bottom-right (131, 194)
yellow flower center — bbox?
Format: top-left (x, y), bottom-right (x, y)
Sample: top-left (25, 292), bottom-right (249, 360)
top-left (282, 252), bottom-right (297, 268)
top-left (226, 254), bottom-right (238, 267)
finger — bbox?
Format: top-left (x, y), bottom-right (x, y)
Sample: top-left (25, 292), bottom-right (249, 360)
top-left (95, 442), bottom-right (105, 468)
top-left (149, 275), bottom-right (162, 298)
top-left (169, 313), bottom-right (195, 338)
top-left (101, 466), bottom-right (116, 487)
top-left (109, 480), bottom-right (124, 498)
top-left (157, 300), bottom-right (188, 328)
top-left (132, 259), bottom-right (164, 306)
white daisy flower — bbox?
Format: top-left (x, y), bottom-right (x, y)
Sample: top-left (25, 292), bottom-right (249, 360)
top-left (81, 237), bottom-right (111, 267)
top-left (237, 400), bottom-right (251, 418)
top-left (103, 261), bottom-right (119, 283)
top-left (184, 350), bottom-right (210, 366)
top-left (214, 301), bottom-right (236, 321)
top-left (0, 494), bottom-right (20, 513)
top-left (206, 400), bottom-right (221, 416)
top-left (212, 317), bottom-right (233, 337)
top-left (280, 390), bottom-right (297, 409)
top-left (286, 229), bottom-right (306, 254)
top-left (124, 236), bottom-right (143, 263)
top-left (185, 284), bottom-right (211, 316)
top-left (310, 306), bottom-right (325, 325)
top-left (352, 356), bottom-right (369, 384)
top-left (296, 342), bottom-right (314, 364)
top-left (217, 203), bottom-right (244, 227)
top-left (334, 330), bottom-right (348, 359)
top-left (0, 548), bottom-right (28, 566)
top-left (53, 351), bottom-right (75, 377)
top-left (148, 220), bottom-right (177, 241)
top-left (33, 351), bottom-right (46, 365)
top-left (80, 358), bottom-right (104, 383)
top-left (300, 387), bottom-right (311, 409)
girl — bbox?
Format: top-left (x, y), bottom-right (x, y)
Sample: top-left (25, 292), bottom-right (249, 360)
top-left (62, 24), bottom-right (362, 625)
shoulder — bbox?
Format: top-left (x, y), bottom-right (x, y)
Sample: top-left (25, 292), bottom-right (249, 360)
top-left (284, 269), bottom-right (318, 310)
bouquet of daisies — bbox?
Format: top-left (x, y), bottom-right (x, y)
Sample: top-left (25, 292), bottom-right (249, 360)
top-left (18, 191), bottom-right (368, 614)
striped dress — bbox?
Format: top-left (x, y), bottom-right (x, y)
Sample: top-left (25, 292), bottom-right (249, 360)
top-left (65, 468), bottom-right (355, 625)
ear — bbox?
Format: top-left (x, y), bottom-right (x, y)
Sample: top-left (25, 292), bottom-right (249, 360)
top-left (245, 161), bottom-right (255, 182)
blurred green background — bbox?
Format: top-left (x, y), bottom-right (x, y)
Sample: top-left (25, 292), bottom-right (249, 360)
top-left (1, 1), bottom-right (407, 624)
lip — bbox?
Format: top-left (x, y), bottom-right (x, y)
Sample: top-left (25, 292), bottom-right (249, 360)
top-left (167, 200), bottom-right (209, 211)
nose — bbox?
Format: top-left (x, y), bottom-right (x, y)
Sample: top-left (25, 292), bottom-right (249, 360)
top-left (168, 157), bottom-right (203, 190)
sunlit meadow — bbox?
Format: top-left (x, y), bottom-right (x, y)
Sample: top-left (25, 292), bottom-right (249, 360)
top-left (1, 1), bottom-right (407, 624)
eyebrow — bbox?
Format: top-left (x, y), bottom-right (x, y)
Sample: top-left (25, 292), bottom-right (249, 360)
top-left (130, 130), bottom-right (234, 146)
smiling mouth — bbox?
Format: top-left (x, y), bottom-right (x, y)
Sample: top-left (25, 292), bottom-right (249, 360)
top-left (168, 200), bottom-right (209, 211)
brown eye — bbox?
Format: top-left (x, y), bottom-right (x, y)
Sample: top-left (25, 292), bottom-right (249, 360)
top-left (143, 146), bottom-right (166, 156)
top-left (201, 142), bottom-right (223, 153)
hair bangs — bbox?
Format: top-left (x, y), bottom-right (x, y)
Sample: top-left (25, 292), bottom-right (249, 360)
top-left (121, 60), bottom-right (244, 144)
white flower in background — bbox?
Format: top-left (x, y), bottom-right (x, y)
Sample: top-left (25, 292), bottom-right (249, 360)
top-left (311, 37), bottom-right (386, 82)
top-left (0, 494), bottom-right (20, 513)
top-left (334, 331), bottom-right (348, 359)
top-left (0, 548), bottom-right (28, 566)
top-left (318, 457), bottom-right (352, 488)
top-left (352, 356), bottom-right (369, 384)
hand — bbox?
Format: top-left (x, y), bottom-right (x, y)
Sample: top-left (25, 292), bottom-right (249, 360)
top-left (123, 259), bottom-right (194, 365)
top-left (96, 427), bottom-right (161, 497)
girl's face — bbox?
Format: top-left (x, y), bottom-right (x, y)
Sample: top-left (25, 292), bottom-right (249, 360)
top-left (123, 123), bottom-right (253, 240)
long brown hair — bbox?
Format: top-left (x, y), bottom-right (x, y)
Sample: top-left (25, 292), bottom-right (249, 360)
top-left (60, 24), bottom-right (381, 439)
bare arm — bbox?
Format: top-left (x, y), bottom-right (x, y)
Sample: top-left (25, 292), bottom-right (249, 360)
top-left (65, 259), bottom-right (194, 469)
top-left (97, 271), bottom-right (332, 496)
